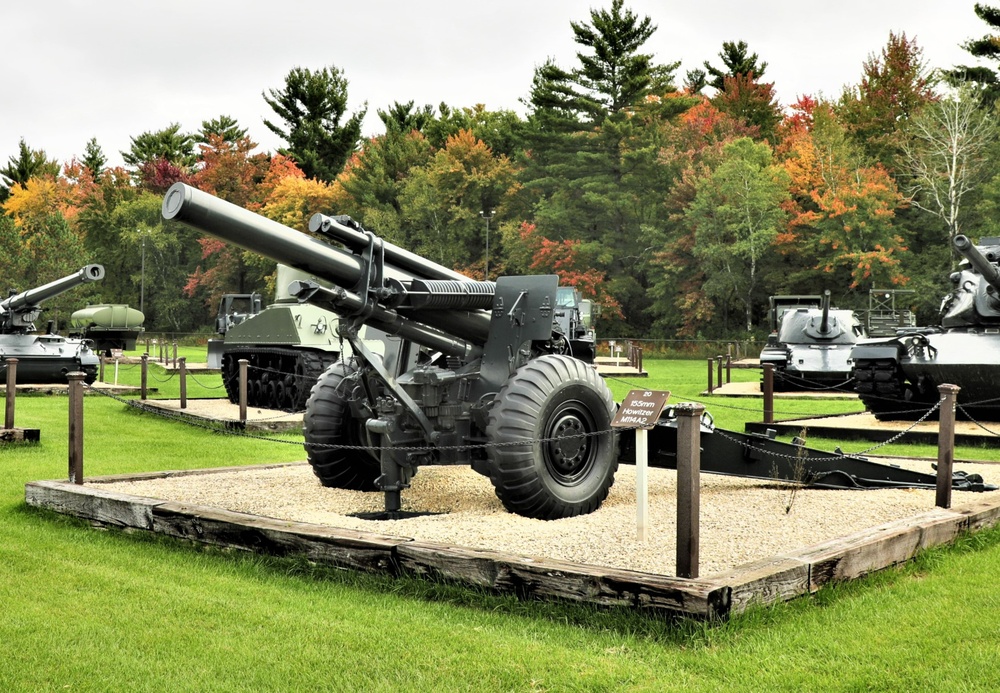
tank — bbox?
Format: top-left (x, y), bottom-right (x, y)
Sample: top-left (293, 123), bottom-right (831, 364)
top-left (0, 265), bottom-right (105, 384)
top-left (214, 264), bottom-right (348, 411)
top-left (853, 234), bottom-right (1000, 421)
top-left (759, 290), bottom-right (866, 391)
top-left (68, 304), bottom-right (145, 354)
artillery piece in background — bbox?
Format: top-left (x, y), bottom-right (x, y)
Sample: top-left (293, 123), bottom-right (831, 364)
top-left (206, 270), bottom-right (348, 411)
top-left (68, 304), bottom-right (145, 355)
top-left (853, 234), bottom-right (1000, 421)
top-left (0, 265), bottom-right (105, 384)
top-left (759, 290), bottom-right (866, 391)
top-left (163, 183), bottom-right (612, 520)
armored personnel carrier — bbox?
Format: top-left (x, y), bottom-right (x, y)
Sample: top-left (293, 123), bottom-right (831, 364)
top-left (853, 234), bottom-right (1000, 421)
top-left (0, 265), bottom-right (105, 384)
top-left (759, 290), bottom-right (865, 391)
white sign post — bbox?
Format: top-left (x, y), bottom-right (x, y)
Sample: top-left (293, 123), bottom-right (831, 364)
top-left (611, 389), bottom-right (669, 541)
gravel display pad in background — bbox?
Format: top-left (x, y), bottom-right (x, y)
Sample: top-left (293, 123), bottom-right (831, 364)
top-left (94, 459), bottom-right (1000, 577)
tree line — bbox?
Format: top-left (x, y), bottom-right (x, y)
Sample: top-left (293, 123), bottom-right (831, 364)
top-left (4, 0), bottom-right (1000, 341)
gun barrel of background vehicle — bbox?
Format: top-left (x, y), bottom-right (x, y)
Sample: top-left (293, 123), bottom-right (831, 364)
top-left (954, 234), bottom-right (1000, 294)
top-left (819, 289), bottom-right (831, 334)
top-left (0, 265), bottom-right (105, 312)
top-left (162, 183), bottom-right (494, 345)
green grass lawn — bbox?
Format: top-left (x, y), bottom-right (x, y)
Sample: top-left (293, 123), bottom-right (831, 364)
top-left (2, 355), bottom-right (999, 691)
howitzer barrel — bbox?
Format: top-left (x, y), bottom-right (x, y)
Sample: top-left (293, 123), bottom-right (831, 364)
top-left (954, 234), bottom-right (1000, 293)
top-left (162, 183), bottom-right (494, 345)
top-left (310, 213), bottom-right (470, 283)
top-left (1, 264), bottom-right (105, 312)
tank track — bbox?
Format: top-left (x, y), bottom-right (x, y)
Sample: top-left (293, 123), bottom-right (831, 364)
top-left (852, 357), bottom-right (927, 421)
top-left (221, 347), bottom-right (341, 412)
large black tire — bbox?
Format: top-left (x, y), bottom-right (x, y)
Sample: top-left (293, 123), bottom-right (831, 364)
top-left (303, 362), bottom-right (380, 490)
top-left (486, 354), bottom-right (618, 520)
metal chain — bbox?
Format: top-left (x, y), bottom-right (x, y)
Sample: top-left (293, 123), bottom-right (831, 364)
top-left (83, 383), bottom-right (637, 452)
top-left (956, 404), bottom-right (1000, 437)
top-left (712, 396), bottom-right (944, 463)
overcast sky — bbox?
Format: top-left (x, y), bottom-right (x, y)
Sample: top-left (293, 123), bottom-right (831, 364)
top-left (2, 0), bottom-right (991, 170)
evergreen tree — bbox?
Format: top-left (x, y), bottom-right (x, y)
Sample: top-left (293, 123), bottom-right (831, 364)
top-left (947, 3), bottom-right (1000, 104)
top-left (81, 138), bottom-right (107, 175)
top-left (262, 65), bottom-right (366, 182)
top-left (703, 40), bottom-right (768, 92)
top-left (198, 115), bottom-right (249, 144)
top-left (0, 138), bottom-right (60, 202)
top-left (520, 0), bottom-right (688, 335)
top-left (121, 123), bottom-right (197, 170)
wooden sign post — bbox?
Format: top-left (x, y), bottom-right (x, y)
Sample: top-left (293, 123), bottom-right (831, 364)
top-left (612, 389), bottom-right (670, 541)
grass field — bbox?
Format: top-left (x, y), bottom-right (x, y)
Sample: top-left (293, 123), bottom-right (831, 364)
top-left (2, 354), bottom-right (999, 691)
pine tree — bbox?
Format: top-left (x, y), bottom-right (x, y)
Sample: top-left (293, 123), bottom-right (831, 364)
top-left (262, 65), bottom-right (366, 182)
top-left (948, 3), bottom-right (1000, 103)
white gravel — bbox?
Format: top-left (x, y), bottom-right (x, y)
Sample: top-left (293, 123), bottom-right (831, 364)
top-left (93, 458), bottom-right (1000, 577)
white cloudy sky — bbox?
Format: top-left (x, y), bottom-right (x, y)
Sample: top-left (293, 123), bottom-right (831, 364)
top-left (2, 0), bottom-right (991, 169)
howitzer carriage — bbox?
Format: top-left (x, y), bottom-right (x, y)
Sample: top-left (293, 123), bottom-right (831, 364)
top-left (163, 183), bottom-right (616, 520)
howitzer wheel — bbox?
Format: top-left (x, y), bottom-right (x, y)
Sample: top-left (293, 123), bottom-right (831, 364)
top-left (304, 362), bottom-right (380, 491)
top-left (486, 354), bottom-right (618, 520)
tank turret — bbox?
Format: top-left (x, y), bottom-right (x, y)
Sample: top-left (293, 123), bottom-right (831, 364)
top-left (852, 234), bottom-right (1000, 421)
top-left (0, 265), bottom-right (106, 384)
top-left (759, 290), bottom-right (864, 391)
top-left (942, 235), bottom-right (1000, 327)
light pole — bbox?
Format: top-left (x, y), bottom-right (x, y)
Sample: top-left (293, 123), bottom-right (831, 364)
top-left (479, 209), bottom-right (494, 280)
top-left (140, 233), bottom-right (146, 315)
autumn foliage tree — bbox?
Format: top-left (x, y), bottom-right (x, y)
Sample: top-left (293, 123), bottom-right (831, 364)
top-left (779, 103), bottom-right (907, 291)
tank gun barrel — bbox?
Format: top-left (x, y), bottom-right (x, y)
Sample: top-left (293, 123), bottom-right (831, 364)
top-left (162, 183), bottom-right (493, 349)
top-left (0, 265), bottom-right (105, 332)
top-left (820, 289), bottom-right (832, 334)
top-left (954, 234), bottom-right (1000, 294)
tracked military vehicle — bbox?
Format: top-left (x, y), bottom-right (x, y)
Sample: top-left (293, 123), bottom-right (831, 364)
top-left (853, 234), bottom-right (1000, 421)
top-left (0, 265), bottom-right (105, 384)
top-left (759, 290), bottom-right (865, 390)
top-left (214, 265), bottom-right (347, 411)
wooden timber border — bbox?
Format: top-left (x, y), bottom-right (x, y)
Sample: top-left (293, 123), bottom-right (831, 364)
top-left (24, 467), bottom-right (1000, 621)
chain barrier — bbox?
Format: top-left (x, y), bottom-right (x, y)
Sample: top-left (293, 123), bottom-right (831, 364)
top-left (956, 404), bottom-right (1000, 438)
top-left (713, 397), bottom-right (944, 463)
top-left (83, 383), bottom-right (635, 453)
top-left (187, 372), bottom-right (225, 390)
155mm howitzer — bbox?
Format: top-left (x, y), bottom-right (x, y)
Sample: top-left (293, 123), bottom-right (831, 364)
top-left (0, 265), bottom-right (106, 384)
top-left (162, 183), bottom-right (613, 520)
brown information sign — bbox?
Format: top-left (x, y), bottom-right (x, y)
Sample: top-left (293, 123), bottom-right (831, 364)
top-left (611, 389), bottom-right (670, 429)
